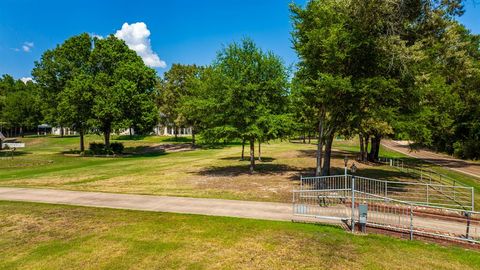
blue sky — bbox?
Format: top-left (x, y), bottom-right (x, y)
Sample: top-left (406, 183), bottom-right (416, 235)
top-left (1, 0), bottom-right (479, 80)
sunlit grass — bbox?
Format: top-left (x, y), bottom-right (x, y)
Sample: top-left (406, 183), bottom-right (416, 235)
top-left (0, 201), bottom-right (478, 270)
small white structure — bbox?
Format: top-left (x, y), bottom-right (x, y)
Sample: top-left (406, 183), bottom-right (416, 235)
top-left (154, 125), bottom-right (192, 136)
top-left (51, 127), bottom-right (77, 136)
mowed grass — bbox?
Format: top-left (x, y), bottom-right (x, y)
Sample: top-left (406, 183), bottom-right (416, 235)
top-left (0, 135), bottom-right (411, 203)
top-left (0, 201), bottom-right (479, 270)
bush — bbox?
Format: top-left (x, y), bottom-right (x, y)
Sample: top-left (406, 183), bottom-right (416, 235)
top-left (453, 140), bottom-right (480, 160)
top-left (89, 142), bottom-right (124, 155)
top-left (89, 142), bottom-right (106, 155)
top-left (110, 142), bottom-right (124, 154)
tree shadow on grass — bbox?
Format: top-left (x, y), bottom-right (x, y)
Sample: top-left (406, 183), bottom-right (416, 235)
top-left (197, 163), bottom-right (302, 177)
top-left (0, 150), bottom-right (30, 158)
top-left (114, 135), bottom-right (148, 141)
top-left (220, 156), bottom-right (276, 162)
top-left (124, 145), bottom-right (168, 158)
top-left (354, 168), bottom-right (413, 181)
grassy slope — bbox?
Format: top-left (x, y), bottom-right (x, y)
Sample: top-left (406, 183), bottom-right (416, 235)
top-left (334, 139), bottom-right (480, 207)
top-left (0, 135), bottom-right (411, 203)
top-left (0, 201), bottom-right (478, 270)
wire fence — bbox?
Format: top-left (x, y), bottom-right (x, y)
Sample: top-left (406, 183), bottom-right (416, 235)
top-left (294, 175), bottom-right (479, 244)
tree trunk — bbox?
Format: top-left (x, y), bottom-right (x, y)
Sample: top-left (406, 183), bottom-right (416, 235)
top-left (374, 137), bottom-right (381, 160)
top-left (241, 138), bottom-right (245, 160)
top-left (79, 129), bottom-right (85, 153)
top-left (20, 127), bottom-right (24, 138)
top-left (315, 117), bottom-right (324, 177)
top-left (368, 136), bottom-right (381, 162)
top-left (308, 131), bottom-right (311, 144)
top-left (104, 124), bottom-right (111, 147)
top-left (60, 126), bottom-right (64, 138)
top-left (174, 126), bottom-right (178, 140)
top-left (129, 127), bottom-right (133, 138)
top-left (191, 128), bottom-right (196, 147)
top-left (258, 140), bottom-right (262, 162)
top-left (365, 134), bottom-right (370, 158)
top-left (249, 138), bottom-right (255, 174)
top-left (321, 134), bottom-right (334, 176)
top-left (302, 132), bottom-right (306, 144)
top-left (359, 134), bottom-right (365, 161)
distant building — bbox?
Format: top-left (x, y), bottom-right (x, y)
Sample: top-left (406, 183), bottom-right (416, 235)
top-left (154, 125), bottom-right (192, 136)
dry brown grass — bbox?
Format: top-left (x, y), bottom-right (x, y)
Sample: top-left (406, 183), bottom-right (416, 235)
top-left (1, 201), bottom-right (478, 269)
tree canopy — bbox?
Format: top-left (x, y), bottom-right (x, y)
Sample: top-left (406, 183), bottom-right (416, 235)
top-left (196, 39), bottom-right (291, 173)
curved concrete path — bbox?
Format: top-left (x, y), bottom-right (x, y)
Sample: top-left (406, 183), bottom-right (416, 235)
top-left (382, 140), bottom-right (480, 179)
top-left (0, 187), bottom-right (294, 221)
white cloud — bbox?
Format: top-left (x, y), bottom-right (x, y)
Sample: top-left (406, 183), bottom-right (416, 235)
top-left (21, 42), bottom-right (34, 52)
top-left (20, 77), bottom-right (33, 83)
top-left (114, 22), bottom-right (166, 68)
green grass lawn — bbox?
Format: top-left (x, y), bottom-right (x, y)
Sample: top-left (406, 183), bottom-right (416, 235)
top-left (0, 135), bottom-right (415, 203)
top-left (0, 201), bottom-right (478, 270)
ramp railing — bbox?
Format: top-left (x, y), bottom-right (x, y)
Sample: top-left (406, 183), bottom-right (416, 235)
top-left (294, 175), bottom-right (479, 244)
top-left (300, 175), bottom-right (474, 211)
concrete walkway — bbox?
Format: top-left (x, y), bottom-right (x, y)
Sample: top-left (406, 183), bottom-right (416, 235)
top-left (382, 140), bottom-right (480, 179)
top-left (1, 187), bottom-right (476, 240)
top-left (0, 187), bottom-right (294, 221)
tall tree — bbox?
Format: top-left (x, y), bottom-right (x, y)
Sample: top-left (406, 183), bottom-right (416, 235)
top-left (58, 72), bottom-right (94, 152)
top-left (199, 39), bottom-right (290, 173)
top-left (90, 35), bottom-right (158, 147)
top-left (33, 33), bottom-right (92, 137)
top-left (158, 64), bottom-right (202, 143)
top-left (2, 80), bottom-right (42, 137)
top-left (291, 0), bottom-right (429, 173)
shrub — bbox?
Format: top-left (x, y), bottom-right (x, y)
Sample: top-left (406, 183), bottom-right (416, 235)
top-left (110, 142), bottom-right (124, 154)
top-left (453, 140), bottom-right (480, 160)
top-left (89, 142), bottom-right (106, 155)
top-left (89, 142), bottom-right (124, 155)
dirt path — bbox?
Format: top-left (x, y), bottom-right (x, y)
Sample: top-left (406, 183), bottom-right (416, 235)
top-left (382, 140), bottom-right (480, 179)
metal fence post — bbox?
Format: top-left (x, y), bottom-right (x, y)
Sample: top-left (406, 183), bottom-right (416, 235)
top-left (384, 181), bottom-right (388, 198)
top-left (465, 211), bottom-right (471, 240)
top-left (351, 175), bottom-right (355, 233)
top-left (426, 185), bottom-right (429, 205)
top-left (409, 206), bottom-right (414, 240)
top-left (472, 188), bottom-right (475, 211)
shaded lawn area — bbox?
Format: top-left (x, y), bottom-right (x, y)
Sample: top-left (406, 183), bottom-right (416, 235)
top-left (0, 136), bottom-right (411, 203)
top-left (1, 201), bottom-right (479, 270)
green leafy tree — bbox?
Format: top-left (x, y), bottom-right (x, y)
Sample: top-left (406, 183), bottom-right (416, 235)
top-left (90, 35), bottom-right (158, 146)
top-left (2, 80), bottom-right (42, 137)
top-left (58, 72), bottom-right (95, 152)
top-left (158, 64), bottom-right (202, 142)
top-left (199, 39), bottom-right (290, 173)
top-left (33, 33), bottom-right (92, 137)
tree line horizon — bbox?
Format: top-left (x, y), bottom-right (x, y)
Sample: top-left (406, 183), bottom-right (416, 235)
top-left (1, 0), bottom-right (479, 175)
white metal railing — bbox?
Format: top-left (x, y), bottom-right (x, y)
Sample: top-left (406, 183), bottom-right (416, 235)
top-left (378, 157), bottom-right (470, 187)
top-left (300, 175), bottom-right (474, 211)
top-left (293, 176), bottom-right (480, 244)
